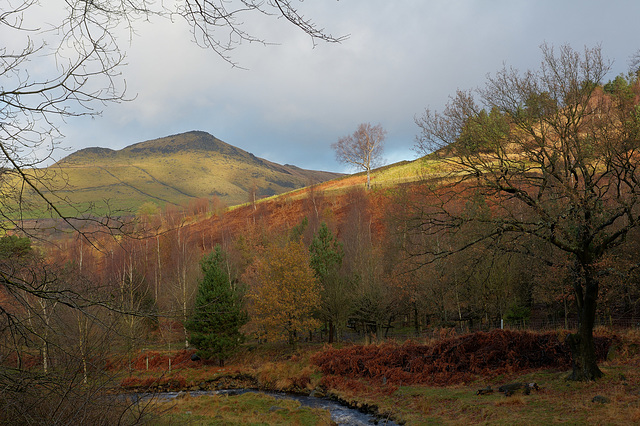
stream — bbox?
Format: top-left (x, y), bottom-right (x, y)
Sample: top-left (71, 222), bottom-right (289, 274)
top-left (132, 389), bottom-right (399, 425)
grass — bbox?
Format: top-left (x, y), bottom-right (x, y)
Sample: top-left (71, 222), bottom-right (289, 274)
top-left (3, 130), bottom-right (453, 222)
top-left (145, 392), bottom-right (333, 425)
top-left (319, 362), bottom-right (640, 425)
top-left (130, 363), bottom-right (640, 425)
top-left (114, 332), bottom-right (640, 425)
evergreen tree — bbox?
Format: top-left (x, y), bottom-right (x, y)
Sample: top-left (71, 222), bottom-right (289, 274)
top-left (309, 222), bottom-right (351, 343)
top-left (186, 246), bottom-right (246, 366)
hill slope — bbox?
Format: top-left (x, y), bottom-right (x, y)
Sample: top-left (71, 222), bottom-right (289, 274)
top-left (45, 131), bottom-right (342, 214)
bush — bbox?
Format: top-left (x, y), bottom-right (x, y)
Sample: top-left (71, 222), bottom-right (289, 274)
top-left (311, 329), bottom-right (615, 386)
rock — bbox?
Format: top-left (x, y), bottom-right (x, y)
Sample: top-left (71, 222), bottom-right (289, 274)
top-left (592, 395), bottom-right (610, 404)
top-left (190, 353), bottom-right (201, 361)
top-left (269, 406), bottom-right (286, 412)
top-left (606, 344), bottom-right (620, 361)
top-left (476, 386), bottom-right (493, 395)
top-left (498, 382), bottom-right (539, 396)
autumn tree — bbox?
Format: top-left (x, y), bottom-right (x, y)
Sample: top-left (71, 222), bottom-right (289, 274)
top-left (0, 238), bottom-right (138, 424)
top-left (411, 43), bottom-right (640, 380)
top-left (158, 205), bottom-right (201, 349)
top-left (631, 49), bottom-right (640, 76)
top-left (186, 246), bottom-right (246, 366)
top-left (245, 239), bottom-right (321, 345)
top-left (332, 123), bottom-right (387, 189)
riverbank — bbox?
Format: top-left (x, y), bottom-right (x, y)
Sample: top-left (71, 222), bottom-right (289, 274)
top-left (119, 366), bottom-right (397, 423)
top-left (116, 329), bottom-right (640, 424)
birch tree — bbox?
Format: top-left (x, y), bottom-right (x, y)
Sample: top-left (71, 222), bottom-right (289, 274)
top-left (332, 123), bottom-right (387, 190)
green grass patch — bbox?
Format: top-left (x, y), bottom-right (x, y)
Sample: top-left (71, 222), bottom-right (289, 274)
top-left (147, 392), bottom-right (332, 425)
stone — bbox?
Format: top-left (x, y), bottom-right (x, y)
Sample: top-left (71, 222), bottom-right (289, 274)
top-left (592, 395), bottom-right (610, 404)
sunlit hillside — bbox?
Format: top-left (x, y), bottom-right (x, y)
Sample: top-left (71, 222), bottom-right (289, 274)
top-left (24, 131), bottom-right (343, 217)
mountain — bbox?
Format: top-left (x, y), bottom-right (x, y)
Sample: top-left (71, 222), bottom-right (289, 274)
top-left (47, 131), bottom-right (343, 214)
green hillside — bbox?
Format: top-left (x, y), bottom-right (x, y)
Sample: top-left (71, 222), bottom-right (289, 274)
top-left (24, 131), bottom-right (342, 217)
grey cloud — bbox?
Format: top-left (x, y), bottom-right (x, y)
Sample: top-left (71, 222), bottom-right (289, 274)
top-left (51, 1), bottom-right (640, 172)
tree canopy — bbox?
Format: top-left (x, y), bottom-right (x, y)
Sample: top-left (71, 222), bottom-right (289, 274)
top-left (309, 222), bottom-right (352, 342)
top-left (245, 239), bottom-right (321, 345)
top-left (411, 43), bottom-right (640, 380)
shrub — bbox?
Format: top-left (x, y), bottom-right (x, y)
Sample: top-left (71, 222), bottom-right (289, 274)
top-left (311, 329), bottom-right (615, 386)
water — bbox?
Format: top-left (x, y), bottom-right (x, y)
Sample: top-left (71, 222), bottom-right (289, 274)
top-left (132, 389), bottom-right (398, 425)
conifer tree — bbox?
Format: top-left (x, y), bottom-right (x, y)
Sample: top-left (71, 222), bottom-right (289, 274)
top-left (186, 246), bottom-right (246, 366)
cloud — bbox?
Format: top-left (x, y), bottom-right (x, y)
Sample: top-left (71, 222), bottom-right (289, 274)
top-left (42, 0), bottom-right (640, 172)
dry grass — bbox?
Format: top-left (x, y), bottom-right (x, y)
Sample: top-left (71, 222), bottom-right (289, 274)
top-left (494, 395), bottom-right (526, 407)
top-left (256, 360), bottom-right (320, 392)
top-left (118, 331), bottom-right (640, 424)
top-left (320, 364), bottom-right (640, 425)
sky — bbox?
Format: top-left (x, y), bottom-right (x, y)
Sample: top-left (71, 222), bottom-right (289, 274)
top-left (50, 0), bottom-right (640, 173)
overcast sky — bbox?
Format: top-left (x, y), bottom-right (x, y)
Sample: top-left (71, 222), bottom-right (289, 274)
top-left (55, 0), bottom-right (640, 173)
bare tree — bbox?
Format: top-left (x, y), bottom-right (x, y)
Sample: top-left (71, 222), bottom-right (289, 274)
top-left (630, 48), bottom-right (640, 76)
top-left (0, 1), bottom-right (344, 421)
top-left (410, 43), bottom-right (640, 381)
top-left (332, 123), bottom-right (387, 190)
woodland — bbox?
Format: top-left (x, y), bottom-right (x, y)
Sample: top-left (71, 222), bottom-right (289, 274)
top-left (3, 0), bottom-right (640, 423)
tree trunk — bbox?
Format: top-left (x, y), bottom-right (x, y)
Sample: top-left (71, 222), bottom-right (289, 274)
top-left (567, 264), bottom-right (603, 381)
top-left (328, 320), bottom-right (335, 344)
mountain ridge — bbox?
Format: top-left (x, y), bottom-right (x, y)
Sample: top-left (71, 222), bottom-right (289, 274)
top-left (45, 131), bottom-right (343, 214)
top-left (63, 131), bottom-right (271, 164)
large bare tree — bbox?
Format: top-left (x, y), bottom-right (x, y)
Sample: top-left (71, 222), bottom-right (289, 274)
top-left (0, 1), bottom-right (343, 422)
top-left (410, 44), bottom-right (640, 381)
top-left (332, 123), bottom-right (387, 190)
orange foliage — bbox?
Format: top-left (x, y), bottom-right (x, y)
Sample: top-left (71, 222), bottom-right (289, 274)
top-left (311, 329), bottom-right (615, 386)
top-left (244, 239), bottom-right (322, 343)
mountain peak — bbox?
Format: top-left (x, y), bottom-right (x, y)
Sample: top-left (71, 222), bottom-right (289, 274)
top-left (122, 131), bottom-right (242, 156)
top-left (51, 130), bottom-right (343, 209)
top-left (57, 131), bottom-right (248, 164)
